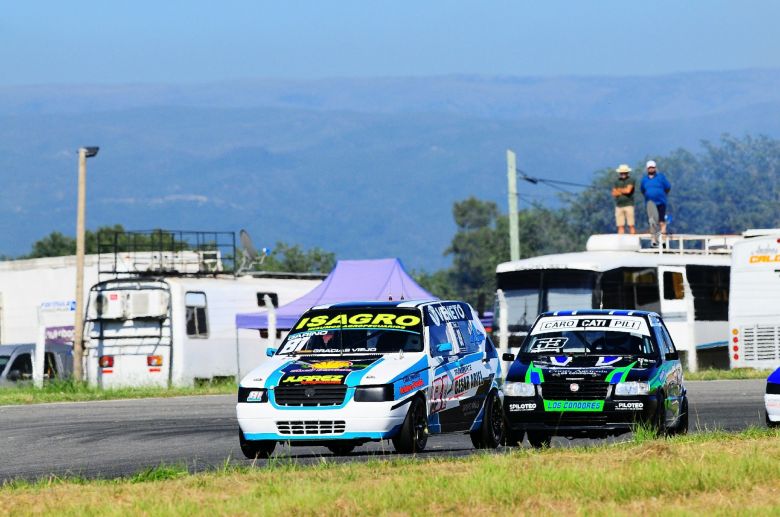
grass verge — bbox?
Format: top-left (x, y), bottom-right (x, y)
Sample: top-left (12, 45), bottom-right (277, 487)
top-left (684, 367), bottom-right (773, 381)
top-left (0, 379), bottom-right (235, 406)
top-left (3, 428), bottom-right (780, 516)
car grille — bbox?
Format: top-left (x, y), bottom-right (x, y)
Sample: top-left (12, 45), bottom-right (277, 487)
top-left (541, 382), bottom-right (609, 401)
top-left (273, 385), bottom-right (348, 406)
top-left (276, 420), bottom-right (346, 435)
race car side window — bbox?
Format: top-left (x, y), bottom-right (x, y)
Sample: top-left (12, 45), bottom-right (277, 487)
top-left (453, 320), bottom-right (483, 356)
top-left (659, 325), bottom-right (677, 354)
top-left (428, 321), bottom-right (458, 357)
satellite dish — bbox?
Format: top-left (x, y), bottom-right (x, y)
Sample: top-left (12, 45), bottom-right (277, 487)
top-left (238, 229), bottom-right (269, 272)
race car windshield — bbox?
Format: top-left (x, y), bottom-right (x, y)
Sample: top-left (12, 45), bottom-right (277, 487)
top-left (521, 331), bottom-right (657, 357)
top-left (277, 308), bottom-right (424, 356)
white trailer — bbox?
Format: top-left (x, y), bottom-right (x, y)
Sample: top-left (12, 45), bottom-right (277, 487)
top-left (0, 254), bottom-right (100, 345)
top-left (494, 234), bottom-right (738, 372)
top-left (84, 274), bottom-right (320, 387)
top-left (729, 231), bottom-right (780, 369)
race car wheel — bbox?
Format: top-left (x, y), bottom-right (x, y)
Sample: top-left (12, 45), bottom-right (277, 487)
top-left (392, 396), bottom-right (428, 454)
top-left (470, 390), bottom-right (505, 449)
top-left (327, 443), bottom-right (356, 456)
top-left (239, 428), bottom-right (276, 459)
top-left (673, 396), bottom-right (689, 435)
top-left (504, 430), bottom-right (525, 447)
top-left (651, 393), bottom-right (669, 437)
top-left (527, 431), bottom-right (552, 449)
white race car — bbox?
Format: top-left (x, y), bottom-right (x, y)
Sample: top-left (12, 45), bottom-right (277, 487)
top-left (766, 367), bottom-right (780, 428)
top-left (237, 300), bottom-right (504, 457)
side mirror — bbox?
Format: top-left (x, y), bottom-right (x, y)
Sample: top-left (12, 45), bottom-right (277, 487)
top-left (6, 370), bottom-right (21, 382)
top-left (266, 347), bottom-right (277, 357)
top-left (502, 352), bottom-right (515, 362)
top-left (665, 351), bottom-right (679, 361)
top-left (436, 342), bottom-right (453, 354)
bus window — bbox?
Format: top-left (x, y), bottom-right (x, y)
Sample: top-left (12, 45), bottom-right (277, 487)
top-left (496, 270), bottom-right (541, 332)
top-left (543, 270), bottom-right (596, 312)
top-left (600, 268), bottom-right (660, 313)
top-left (663, 271), bottom-right (685, 300)
top-left (686, 266), bottom-right (729, 321)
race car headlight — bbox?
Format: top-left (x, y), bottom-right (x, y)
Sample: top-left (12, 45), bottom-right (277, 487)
top-left (614, 382), bottom-right (650, 396)
top-left (238, 387), bottom-right (268, 403)
top-left (354, 384), bottom-right (394, 402)
top-left (504, 381), bottom-right (535, 397)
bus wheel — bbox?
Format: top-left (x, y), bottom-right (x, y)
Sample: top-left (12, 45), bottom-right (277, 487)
top-left (239, 428), bottom-right (276, 459)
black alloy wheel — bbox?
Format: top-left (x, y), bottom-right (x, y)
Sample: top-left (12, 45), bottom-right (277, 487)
top-left (471, 390), bottom-right (505, 449)
top-left (392, 396), bottom-right (428, 454)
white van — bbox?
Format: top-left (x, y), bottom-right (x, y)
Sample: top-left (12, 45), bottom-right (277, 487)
top-left (729, 231), bottom-right (780, 369)
top-left (84, 275), bottom-right (320, 388)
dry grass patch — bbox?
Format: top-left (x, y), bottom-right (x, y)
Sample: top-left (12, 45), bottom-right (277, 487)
top-left (3, 429), bottom-right (780, 516)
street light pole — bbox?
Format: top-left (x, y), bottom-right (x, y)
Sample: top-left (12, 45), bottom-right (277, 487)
top-left (73, 146), bottom-right (99, 382)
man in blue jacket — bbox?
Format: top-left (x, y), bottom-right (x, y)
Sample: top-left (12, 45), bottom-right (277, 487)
top-left (640, 160), bottom-right (671, 245)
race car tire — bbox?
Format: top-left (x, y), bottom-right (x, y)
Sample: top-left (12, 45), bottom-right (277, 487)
top-left (651, 392), bottom-right (669, 437)
top-left (239, 428), bottom-right (276, 459)
top-left (767, 412), bottom-right (780, 429)
top-left (470, 390), bottom-right (505, 449)
top-left (327, 443), bottom-right (357, 456)
top-left (392, 396), bottom-right (428, 454)
top-left (527, 431), bottom-right (552, 449)
top-left (673, 396), bottom-right (689, 435)
top-left (504, 430), bottom-right (525, 447)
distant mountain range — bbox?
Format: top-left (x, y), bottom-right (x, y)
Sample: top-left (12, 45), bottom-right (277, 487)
top-left (2, 69), bottom-right (780, 269)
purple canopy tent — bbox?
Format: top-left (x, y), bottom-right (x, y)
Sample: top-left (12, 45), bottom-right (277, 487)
top-left (235, 258), bottom-right (436, 330)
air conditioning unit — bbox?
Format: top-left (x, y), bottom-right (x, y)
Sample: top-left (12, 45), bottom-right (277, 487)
top-left (126, 290), bottom-right (169, 319)
top-left (91, 292), bottom-right (126, 320)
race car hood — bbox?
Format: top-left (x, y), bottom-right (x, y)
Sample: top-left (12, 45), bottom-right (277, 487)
top-left (240, 353), bottom-right (430, 389)
top-left (506, 355), bottom-right (656, 384)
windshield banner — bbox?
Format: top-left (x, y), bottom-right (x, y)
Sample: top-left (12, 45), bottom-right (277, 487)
top-left (293, 310), bottom-right (422, 332)
top-left (532, 316), bottom-right (650, 336)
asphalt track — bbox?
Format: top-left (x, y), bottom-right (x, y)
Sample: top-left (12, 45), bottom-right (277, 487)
top-left (0, 379), bottom-right (768, 482)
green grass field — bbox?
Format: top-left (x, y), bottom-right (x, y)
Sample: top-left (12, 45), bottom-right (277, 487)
top-left (684, 368), bottom-right (773, 381)
top-left (3, 428), bottom-right (780, 516)
top-left (0, 379), bottom-right (235, 406)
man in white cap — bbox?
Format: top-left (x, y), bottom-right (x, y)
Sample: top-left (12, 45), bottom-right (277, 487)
top-left (611, 164), bottom-right (636, 234)
top-left (640, 160), bottom-right (671, 244)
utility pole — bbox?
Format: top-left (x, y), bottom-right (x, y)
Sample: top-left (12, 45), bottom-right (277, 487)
top-left (507, 149), bottom-right (520, 261)
top-left (73, 146), bottom-right (99, 382)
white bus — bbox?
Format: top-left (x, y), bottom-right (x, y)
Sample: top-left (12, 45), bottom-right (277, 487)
top-left (729, 231), bottom-right (780, 370)
top-left (495, 234), bottom-right (739, 372)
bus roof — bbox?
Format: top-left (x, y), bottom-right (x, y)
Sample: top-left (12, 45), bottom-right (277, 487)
top-left (497, 234), bottom-right (734, 274)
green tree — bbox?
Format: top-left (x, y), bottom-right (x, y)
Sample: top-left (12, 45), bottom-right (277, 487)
top-left (261, 242), bottom-right (336, 274)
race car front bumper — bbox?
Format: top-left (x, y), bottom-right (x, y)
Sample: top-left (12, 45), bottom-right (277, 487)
top-left (237, 398), bottom-right (409, 444)
top-left (504, 395), bottom-right (658, 437)
top-left (765, 394), bottom-right (780, 424)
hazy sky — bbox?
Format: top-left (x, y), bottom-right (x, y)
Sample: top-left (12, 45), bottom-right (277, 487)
top-left (2, 0), bottom-right (779, 84)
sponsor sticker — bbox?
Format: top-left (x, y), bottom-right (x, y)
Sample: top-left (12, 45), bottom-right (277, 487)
top-left (543, 400), bottom-right (604, 412)
top-left (295, 312), bottom-right (421, 331)
top-left (281, 374), bottom-right (345, 385)
top-left (615, 402), bottom-right (644, 411)
top-left (399, 378), bottom-right (424, 395)
top-left (509, 402), bottom-right (537, 412)
top-left (533, 317), bottom-right (649, 336)
top-left (246, 390), bottom-right (265, 402)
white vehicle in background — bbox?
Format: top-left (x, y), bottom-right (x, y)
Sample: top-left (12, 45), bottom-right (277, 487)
top-left (729, 230), bottom-right (780, 369)
top-left (494, 234), bottom-right (738, 372)
top-left (84, 230), bottom-right (321, 388)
